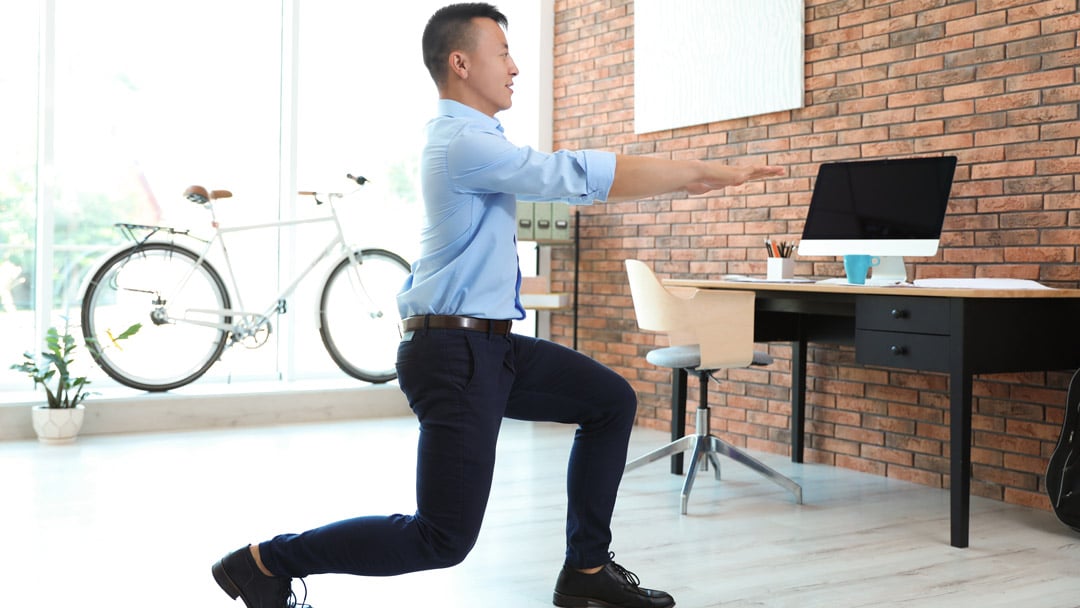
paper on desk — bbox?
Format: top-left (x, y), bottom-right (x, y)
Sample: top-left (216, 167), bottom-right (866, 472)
top-left (722, 275), bottom-right (815, 283)
top-left (912, 278), bottom-right (1052, 290)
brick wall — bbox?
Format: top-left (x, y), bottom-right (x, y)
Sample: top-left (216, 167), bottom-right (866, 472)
top-left (549, 0), bottom-right (1080, 510)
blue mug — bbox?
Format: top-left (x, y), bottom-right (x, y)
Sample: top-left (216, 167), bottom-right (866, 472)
top-left (843, 255), bottom-right (881, 285)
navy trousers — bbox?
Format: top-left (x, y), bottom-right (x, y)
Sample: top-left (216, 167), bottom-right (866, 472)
top-left (260, 325), bottom-right (638, 577)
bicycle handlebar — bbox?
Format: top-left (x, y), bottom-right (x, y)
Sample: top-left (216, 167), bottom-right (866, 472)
top-left (298, 173), bottom-right (369, 199)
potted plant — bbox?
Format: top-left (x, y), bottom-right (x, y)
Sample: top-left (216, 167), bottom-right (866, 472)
top-left (11, 322), bottom-right (140, 444)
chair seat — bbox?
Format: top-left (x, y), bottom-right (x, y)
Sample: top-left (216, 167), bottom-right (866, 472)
top-left (645, 344), bottom-right (774, 370)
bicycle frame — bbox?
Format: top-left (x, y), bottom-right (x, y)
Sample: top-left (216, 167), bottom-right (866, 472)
top-left (124, 191), bottom-right (367, 341)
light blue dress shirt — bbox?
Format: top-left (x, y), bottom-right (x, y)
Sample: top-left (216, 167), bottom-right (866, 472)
top-left (397, 99), bottom-right (616, 321)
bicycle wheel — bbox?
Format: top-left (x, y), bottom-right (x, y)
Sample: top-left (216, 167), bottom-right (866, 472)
top-left (319, 248), bottom-right (410, 383)
top-left (81, 242), bottom-right (232, 392)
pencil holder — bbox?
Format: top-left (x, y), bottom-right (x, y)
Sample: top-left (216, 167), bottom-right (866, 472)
top-left (767, 257), bottom-right (794, 280)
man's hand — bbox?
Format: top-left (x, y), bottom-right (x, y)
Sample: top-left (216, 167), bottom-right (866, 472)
top-left (686, 164), bottom-right (786, 195)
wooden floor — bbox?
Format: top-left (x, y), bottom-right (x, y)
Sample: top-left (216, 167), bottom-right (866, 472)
top-left (5, 416), bottom-right (1079, 607)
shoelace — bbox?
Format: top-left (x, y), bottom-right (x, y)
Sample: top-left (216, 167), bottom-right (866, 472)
top-left (283, 577), bottom-right (311, 608)
top-left (606, 553), bottom-right (641, 588)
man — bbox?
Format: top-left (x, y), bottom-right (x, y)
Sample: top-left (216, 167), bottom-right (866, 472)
top-left (211, 4), bottom-right (783, 607)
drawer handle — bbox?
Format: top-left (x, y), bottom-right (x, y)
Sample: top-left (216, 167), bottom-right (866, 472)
top-left (890, 308), bottom-right (908, 319)
top-left (890, 345), bottom-right (907, 355)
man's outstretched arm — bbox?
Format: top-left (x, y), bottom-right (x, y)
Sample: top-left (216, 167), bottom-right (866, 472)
top-left (605, 156), bottom-right (784, 202)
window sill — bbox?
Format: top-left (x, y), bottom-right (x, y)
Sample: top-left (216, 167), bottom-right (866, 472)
top-left (0, 379), bottom-right (409, 441)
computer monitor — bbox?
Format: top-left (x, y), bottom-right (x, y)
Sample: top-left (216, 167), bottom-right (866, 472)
top-left (798, 155), bottom-right (958, 283)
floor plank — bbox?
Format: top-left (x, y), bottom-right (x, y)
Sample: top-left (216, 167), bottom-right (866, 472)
top-left (3, 417), bottom-right (1078, 607)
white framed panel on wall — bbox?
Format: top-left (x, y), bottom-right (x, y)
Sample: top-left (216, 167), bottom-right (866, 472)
top-left (634, 0), bottom-right (804, 134)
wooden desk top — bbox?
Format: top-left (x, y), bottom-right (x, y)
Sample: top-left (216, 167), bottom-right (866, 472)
top-left (664, 278), bottom-right (1080, 299)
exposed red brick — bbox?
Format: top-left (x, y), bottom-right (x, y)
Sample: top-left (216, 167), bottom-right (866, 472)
top-left (551, 0), bottom-right (1080, 513)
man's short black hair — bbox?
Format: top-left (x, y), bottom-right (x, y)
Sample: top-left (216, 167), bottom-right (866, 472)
top-left (422, 3), bottom-right (509, 86)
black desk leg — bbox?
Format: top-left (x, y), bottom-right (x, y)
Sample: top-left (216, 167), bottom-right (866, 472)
top-left (950, 368), bottom-right (973, 548)
top-left (791, 339), bottom-right (807, 463)
top-left (670, 368), bottom-right (688, 475)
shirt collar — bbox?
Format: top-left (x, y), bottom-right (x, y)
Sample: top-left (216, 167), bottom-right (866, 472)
top-left (437, 98), bottom-right (504, 133)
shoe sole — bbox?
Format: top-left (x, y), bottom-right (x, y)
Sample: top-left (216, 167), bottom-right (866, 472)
top-left (553, 591), bottom-right (676, 607)
top-left (211, 558), bottom-right (242, 600)
top-left (552, 592), bottom-right (617, 607)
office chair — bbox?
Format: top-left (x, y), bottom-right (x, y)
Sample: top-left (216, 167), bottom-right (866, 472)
top-left (624, 259), bottom-right (803, 513)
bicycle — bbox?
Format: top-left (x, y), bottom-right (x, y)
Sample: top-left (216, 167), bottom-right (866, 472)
top-left (80, 173), bottom-right (411, 392)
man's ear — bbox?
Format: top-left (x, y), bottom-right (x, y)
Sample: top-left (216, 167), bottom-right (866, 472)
top-left (448, 51), bottom-right (468, 80)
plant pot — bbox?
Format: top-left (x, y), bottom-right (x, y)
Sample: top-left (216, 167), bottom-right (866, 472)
top-left (31, 404), bottom-right (85, 444)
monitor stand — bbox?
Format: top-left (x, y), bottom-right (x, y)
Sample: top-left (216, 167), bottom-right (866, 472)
top-left (868, 256), bottom-right (909, 284)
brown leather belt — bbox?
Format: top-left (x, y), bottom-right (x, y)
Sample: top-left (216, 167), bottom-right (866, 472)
top-left (402, 315), bottom-right (512, 336)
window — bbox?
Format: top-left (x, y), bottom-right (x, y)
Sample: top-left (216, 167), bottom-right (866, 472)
top-left (2, 1), bottom-right (284, 390)
top-left (0, 3), bottom-right (42, 390)
top-left (2, 0), bottom-right (549, 394)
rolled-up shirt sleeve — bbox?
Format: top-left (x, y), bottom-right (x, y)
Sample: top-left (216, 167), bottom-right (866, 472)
top-left (447, 125), bottom-right (615, 204)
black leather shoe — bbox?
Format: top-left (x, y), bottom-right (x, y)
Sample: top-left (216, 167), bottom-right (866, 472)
top-left (553, 554), bottom-right (675, 607)
top-left (211, 546), bottom-right (310, 608)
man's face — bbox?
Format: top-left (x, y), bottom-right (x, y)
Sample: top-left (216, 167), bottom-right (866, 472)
top-left (461, 17), bottom-right (518, 116)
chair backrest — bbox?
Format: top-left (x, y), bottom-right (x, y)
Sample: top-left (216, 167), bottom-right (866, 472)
top-left (625, 259), bottom-right (756, 369)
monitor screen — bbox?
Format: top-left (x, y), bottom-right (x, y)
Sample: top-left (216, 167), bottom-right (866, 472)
top-left (798, 156), bottom-right (957, 257)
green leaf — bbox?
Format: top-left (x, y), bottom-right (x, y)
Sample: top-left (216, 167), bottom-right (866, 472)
top-left (116, 323), bottom-right (142, 340)
top-left (44, 386), bottom-right (59, 408)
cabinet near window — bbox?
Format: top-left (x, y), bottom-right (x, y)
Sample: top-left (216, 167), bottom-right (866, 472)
top-left (517, 202), bottom-right (575, 311)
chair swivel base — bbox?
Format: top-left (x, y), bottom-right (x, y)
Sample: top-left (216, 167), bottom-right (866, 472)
top-left (626, 408), bottom-right (803, 514)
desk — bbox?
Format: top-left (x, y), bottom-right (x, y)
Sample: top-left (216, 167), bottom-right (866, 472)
top-left (664, 279), bottom-right (1080, 548)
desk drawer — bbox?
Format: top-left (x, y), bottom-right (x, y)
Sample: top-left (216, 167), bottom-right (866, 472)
top-left (855, 329), bottom-right (950, 372)
top-left (856, 296), bottom-right (950, 334)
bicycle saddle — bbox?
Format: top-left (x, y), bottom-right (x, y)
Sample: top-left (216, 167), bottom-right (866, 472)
top-left (183, 185), bottom-right (233, 204)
